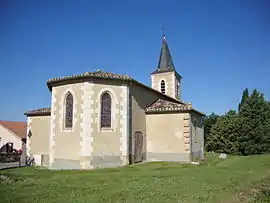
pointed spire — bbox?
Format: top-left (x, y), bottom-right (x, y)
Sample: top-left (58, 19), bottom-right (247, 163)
top-left (156, 34), bottom-right (175, 72)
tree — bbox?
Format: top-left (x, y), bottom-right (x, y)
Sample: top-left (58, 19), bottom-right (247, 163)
top-left (205, 88), bottom-right (270, 155)
top-left (205, 110), bottom-right (241, 154)
top-left (238, 88), bottom-right (249, 112)
top-left (203, 113), bottom-right (219, 148)
top-left (238, 89), bottom-right (270, 155)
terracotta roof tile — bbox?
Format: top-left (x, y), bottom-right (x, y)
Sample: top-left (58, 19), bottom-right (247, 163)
top-left (24, 107), bottom-right (51, 116)
top-left (145, 99), bottom-right (190, 113)
top-left (146, 99), bottom-right (205, 115)
top-left (47, 70), bottom-right (131, 85)
top-left (0, 120), bottom-right (27, 139)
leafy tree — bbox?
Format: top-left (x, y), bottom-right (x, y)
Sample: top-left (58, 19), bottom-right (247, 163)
top-left (203, 113), bottom-right (219, 149)
top-left (205, 88), bottom-right (270, 155)
top-left (238, 89), bottom-right (270, 155)
top-left (205, 110), bottom-right (241, 154)
top-left (238, 88), bottom-right (249, 112)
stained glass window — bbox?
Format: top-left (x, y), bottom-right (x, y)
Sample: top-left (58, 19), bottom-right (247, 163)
top-left (161, 80), bottom-right (165, 94)
top-left (65, 92), bottom-right (73, 128)
top-left (101, 92), bottom-right (111, 128)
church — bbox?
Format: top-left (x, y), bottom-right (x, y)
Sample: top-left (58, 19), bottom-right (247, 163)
top-left (25, 35), bottom-right (205, 169)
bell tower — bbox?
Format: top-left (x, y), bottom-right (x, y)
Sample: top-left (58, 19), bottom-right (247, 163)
top-left (151, 34), bottom-right (182, 100)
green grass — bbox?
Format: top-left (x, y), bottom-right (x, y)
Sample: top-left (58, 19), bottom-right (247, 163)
top-left (1, 153), bottom-right (270, 203)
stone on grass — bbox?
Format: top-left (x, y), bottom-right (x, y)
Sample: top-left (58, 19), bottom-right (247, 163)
top-left (190, 162), bottom-right (200, 165)
top-left (219, 153), bottom-right (227, 159)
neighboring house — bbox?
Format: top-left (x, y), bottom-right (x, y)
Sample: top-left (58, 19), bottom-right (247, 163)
top-left (25, 35), bottom-right (205, 170)
top-left (0, 120), bottom-right (27, 153)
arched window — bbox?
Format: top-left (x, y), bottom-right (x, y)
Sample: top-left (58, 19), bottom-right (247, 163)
top-left (101, 92), bottom-right (112, 128)
top-left (160, 80), bottom-right (166, 94)
top-left (64, 92), bottom-right (73, 128)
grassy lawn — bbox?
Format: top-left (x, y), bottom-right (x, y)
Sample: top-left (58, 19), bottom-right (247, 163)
top-left (1, 153), bottom-right (270, 203)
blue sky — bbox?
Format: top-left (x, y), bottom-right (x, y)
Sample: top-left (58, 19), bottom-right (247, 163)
top-left (1, 0), bottom-right (270, 121)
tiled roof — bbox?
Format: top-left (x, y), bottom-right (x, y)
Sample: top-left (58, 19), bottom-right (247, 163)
top-left (47, 70), bottom-right (131, 89)
top-left (145, 99), bottom-right (204, 115)
top-left (145, 99), bottom-right (190, 113)
top-left (0, 120), bottom-right (27, 139)
top-left (24, 107), bottom-right (51, 116)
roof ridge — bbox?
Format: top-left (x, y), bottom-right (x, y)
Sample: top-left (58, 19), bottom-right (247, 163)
top-left (47, 70), bottom-right (131, 83)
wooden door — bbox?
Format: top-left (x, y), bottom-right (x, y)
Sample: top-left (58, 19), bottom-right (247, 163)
top-left (134, 131), bottom-right (143, 163)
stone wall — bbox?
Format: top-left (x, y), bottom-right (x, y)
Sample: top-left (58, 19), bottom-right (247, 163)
top-left (27, 115), bottom-right (50, 166)
top-left (49, 80), bottom-right (129, 169)
top-left (146, 112), bottom-right (190, 162)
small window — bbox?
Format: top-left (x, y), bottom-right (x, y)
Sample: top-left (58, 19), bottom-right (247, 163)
top-left (64, 92), bottom-right (73, 128)
top-left (161, 80), bottom-right (165, 94)
top-left (101, 92), bottom-right (112, 128)
top-left (176, 82), bottom-right (179, 98)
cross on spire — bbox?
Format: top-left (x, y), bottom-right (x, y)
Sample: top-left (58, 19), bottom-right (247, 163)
top-left (162, 25), bottom-right (166, 39)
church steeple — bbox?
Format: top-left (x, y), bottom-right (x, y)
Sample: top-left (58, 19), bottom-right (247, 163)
top-left (151, 34), bottom-right (182, 100)
top-left (155, 34), bottom-right (176, 73)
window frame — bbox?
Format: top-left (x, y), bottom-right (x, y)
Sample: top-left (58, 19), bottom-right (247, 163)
top-left (64, 91), bottom-right (74, 130)
top-left (160, 80), bottom-right (166, 94)
top-left (100, 91), bottom-right (112, 130)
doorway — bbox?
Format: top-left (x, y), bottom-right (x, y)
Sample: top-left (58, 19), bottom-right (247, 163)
top-left (134, 131), bottom-right (143, 163)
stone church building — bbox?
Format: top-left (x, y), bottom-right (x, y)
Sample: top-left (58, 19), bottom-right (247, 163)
top-left (25, 35), bottom-right (205, 169)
